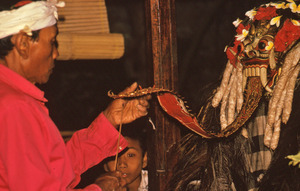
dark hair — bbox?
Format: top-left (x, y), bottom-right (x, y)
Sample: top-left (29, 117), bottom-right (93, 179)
top-left (0, 1), bottom-right (42, 59)
top-left (0, 30), bottom-right (40, 59)
top-left (121, 117), bottom-right (150, 155)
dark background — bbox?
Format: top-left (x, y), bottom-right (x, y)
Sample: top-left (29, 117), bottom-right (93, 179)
top-left (0, 0), bottom-right (270, 131)
top-left (42, 0), bottom-right (269, 132)
top-left (1, 0), bottom-right (270, 187)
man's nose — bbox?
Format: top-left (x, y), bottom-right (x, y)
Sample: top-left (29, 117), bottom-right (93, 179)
top-left (53, 46), bottom-right (59, 59)
top-left (117, 156), bottom-right (127, 169)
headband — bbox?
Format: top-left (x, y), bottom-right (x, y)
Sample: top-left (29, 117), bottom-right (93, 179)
top-left (0, 0), bottom-right (65, 39)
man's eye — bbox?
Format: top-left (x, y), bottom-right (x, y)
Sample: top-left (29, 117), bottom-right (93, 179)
top-left (128, 153), bottom-right (135, 157)
top-left (52, 40), bottom-right (58, 48)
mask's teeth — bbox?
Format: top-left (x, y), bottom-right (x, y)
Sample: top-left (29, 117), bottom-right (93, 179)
top-left (243, 67), bottom-right (272, 92)
top-left (247, 67), bottom-right (261, 76)
top-left (252, 68), bottom-right (256, 76)
top-left (256, 67), bottom-right (260, 76)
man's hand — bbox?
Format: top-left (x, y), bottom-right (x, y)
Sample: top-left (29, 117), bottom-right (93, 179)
top-left (94, 171), bottom-right (126, 191)
top-left (103, 82), bottom-right (151, 127)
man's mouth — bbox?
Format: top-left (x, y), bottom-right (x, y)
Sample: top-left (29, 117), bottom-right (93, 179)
top-left (120, 172), bottom-right (128, 178)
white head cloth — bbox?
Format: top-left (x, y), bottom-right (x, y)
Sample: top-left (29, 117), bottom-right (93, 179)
top-left (0, 0), bottom-right (65, 39)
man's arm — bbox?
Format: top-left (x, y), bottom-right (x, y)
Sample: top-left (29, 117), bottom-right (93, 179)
top-left (65, 113), bottom-right (128, 188)
top-left (66, 82), bottom-right (151, 189)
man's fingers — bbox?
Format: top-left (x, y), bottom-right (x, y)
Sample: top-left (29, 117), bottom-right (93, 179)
top-left (113, 171), bottom-right (127, 187)
top-left (119, 82), bottom-right (138, 95)
top-left (95, 175), bottom-right (120, 191)
top-left (136, 104), bottom-right (148, 112)
top-left (136, 104), bottom-right (148, 116)
top-left (138, 98), bottom-right (150, 108)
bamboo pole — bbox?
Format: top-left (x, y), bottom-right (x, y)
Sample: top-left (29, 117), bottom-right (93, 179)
top-left (64, 0), bottom-right (101, 2)
top-left (56, 0), bottom-right (124, 60)
top-left (57, 33), bottom-right (124, 60)
top-left (58, 7), bottom-right (106, 12)
top-left (59, 14), bottom-right (106, 20)
top-left (58, 26), bottom-right (108, 33)
top-left (58, 21), bottom-right (107, 28)
top-left (59, 29), bottom-right (108, 33)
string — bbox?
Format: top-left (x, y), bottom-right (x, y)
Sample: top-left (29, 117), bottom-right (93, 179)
top-left (114, 109), bottom-right (123, 171)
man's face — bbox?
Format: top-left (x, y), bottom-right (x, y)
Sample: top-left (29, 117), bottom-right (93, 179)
top-left (105, 137), bottom-right (147, 188)
top-left (23, 25), bottom-right (58, 84)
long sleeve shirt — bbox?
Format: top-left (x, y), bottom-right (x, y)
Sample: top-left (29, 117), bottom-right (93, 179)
top-left (0, 64), bottom-right (127, 191)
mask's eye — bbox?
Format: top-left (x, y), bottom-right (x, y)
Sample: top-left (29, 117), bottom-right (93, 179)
top-left (257, 37), bottom-right (274, 52)
top-left (258, 40), bottom-right (267, 50)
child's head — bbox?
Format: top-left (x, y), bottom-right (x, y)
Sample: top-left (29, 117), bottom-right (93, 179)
top-left (104, 117), bottom-right (149, 190)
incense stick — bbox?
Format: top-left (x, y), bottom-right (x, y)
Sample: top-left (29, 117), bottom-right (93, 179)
top-left (114, 110), bottom-right (124, 171)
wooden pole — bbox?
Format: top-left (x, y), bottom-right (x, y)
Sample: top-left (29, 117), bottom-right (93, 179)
top-left (145, 0), bottom-right (181, 190)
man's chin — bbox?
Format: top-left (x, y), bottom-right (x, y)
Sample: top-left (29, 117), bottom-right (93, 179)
top-left (37, 76), bottom-right (51, 85)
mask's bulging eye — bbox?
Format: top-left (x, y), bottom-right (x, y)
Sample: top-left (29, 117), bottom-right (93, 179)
top-left (257, 38), bottom-right (274, 52)
top-left (258, 40), bottom-right (267, 50)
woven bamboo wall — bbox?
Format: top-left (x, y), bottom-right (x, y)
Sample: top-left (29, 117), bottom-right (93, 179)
top-left (56, 0), bottom-right (124, 60)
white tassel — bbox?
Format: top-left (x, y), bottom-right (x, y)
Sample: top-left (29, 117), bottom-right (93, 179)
top-left (236, 61), bottom-right (244, 112)
top-left (282, 65), bottom-right (300, 123)
top-left (220, 68), bottom-right (236, 129)
top-left (264, 123), bottom-right (273, 148)
top-left (212, 61), bottom-right (234, 107)
top-left (270, 119), bottom-right (281, 150)
top-left (227, 69), bottom-right (237, 125)
top-left (267, 43), bottom-right (300, 127)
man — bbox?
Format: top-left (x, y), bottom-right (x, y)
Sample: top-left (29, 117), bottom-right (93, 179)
top-left (0, 0), bottom-right (150, 190)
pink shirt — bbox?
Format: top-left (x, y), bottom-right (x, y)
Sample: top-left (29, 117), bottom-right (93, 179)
top-left (0, 64), bottom-right (127, 191)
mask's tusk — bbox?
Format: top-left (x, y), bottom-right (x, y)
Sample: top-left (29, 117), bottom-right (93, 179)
top-left (260, 67), bottom-right (273, 92)
top-left (269, 47), bottom-right (276, 70)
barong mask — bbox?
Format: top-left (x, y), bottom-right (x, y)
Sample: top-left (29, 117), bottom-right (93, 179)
top-left (109, 0), bottom-right (300, 150)
top-left (212, 0), bottom-right (300, 149)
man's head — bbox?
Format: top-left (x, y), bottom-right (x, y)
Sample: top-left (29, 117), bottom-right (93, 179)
top-left (104, 136), bottom-right (148, 190)
top-left (10, 25), bottom-right (59, 84)
top-left (104, 117), bottom-right (149, 190)
top-left (0, 0), bottom-right (64, 84)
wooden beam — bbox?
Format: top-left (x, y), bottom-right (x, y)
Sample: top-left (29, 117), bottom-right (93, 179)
top-left (145, 0), bottom-right (181, 190)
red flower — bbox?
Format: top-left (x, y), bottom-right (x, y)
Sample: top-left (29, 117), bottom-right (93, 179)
top-left (274, 19), bottom-right (300, 52)
top-left (255, 7), bottom-right (278, 21)
top-left (226, 39), bottom-right (242, 67)
top-left (13, 1), bottom-right (33, 8)
top-left (226, 23), bottom-right (251, 67)
top-left (236, 23), bottom-right (250, 34)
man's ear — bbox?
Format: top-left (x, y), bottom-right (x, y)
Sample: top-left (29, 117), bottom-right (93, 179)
top-left (142, 152), bottom-right (148, 168)
top-left (12, 32), bottom-right (31, 59)
top-left (103, 163), bottom-right (109, 172)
